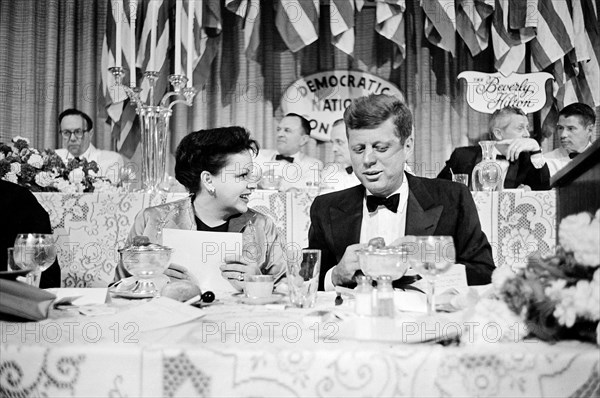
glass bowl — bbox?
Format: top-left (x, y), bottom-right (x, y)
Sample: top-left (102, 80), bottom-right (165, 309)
top-left (356, 245), bottom-right (410, 280)
top-left (119, 242), bottom-right (172, 278)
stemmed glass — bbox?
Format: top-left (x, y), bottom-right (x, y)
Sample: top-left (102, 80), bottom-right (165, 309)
top-left (406, 236), bottom-right (455, 315)
top-left (13, 233), bottom-right (57, 287)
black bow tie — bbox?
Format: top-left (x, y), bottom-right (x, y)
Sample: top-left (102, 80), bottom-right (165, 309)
top-left (345, 166), bottom-right (353, 174)
top-left (275, 154), bottom-right (294, 163)
top-left (568, 152), bottom-right (579, 159)
top-left (495, 154), bottom-right (507, 160)
top-left (366, 194), bottom-right (400, 213)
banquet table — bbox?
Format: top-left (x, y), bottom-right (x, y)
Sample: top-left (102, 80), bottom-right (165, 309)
top-left (34, 189), bottom-right (557, 287)
top-left (0, 292), bottom-right (597, 397)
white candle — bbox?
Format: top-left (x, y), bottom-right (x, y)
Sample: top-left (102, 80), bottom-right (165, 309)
top-left (175, 0), bottom-right (182, 75)
top-left (149, 0), bottom-right (157, 71)
top-left (115, 2), bottom-right (122, 67)
top-left (129, 0), bottom-right (137, 87)
top-left (186, 0), bottom-right (193, 86)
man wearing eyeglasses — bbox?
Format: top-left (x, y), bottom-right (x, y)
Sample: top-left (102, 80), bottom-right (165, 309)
top-left (56, 109), bottom-right (124, 182)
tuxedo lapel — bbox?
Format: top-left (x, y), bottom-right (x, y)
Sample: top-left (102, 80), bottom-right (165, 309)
top-left (328, 185), bottom-right (364, 259)
top-left (405, 175), bottom-right (443, 235)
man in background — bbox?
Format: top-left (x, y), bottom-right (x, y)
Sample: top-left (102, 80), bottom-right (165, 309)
top-left (254, 113), bottom-right (323, 192)
top-left (56, 109), bottom-right (124, 182)
top-left (438, 106), bottom-right (550, 191)
top-left (321, 119), bottom-right (361, 192)
top-left (545, 103), bottom-right (595, 177)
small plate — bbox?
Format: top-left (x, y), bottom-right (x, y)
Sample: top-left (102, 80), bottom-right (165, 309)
top-left (109, 289), bottom-right (156, 299)
top-left (235, 292), bottom-right (286, 305)
top-left (0, 270), bottom-right (30, 280)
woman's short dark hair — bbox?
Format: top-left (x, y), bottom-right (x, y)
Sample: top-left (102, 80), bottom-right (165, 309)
top-left (175, 126), bottom-right (259, 193)
top-left (343, 94), bottom-right (412, 144)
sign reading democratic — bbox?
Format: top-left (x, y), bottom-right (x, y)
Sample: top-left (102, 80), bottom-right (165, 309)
top-left (458, 71), bottom-right (553, 114)
top-left (281, 70), bottom-right (405, 141)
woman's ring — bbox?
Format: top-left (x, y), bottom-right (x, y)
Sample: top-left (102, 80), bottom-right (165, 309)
top-left (237, 273), bottom-right (244, 281)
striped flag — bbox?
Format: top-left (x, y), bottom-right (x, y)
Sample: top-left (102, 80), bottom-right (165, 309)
top-left (491, 0), bottom-right (536, 76)
top-left (225, 0), bottom-right (261, 60)
top-left (101, 0), bottom-right (138, 158)
top-left (375, 0), bottom-right (406, 68)
top-left (422, 0), bottom-right (457, 56)
top-left (182, 0), bottom-right (222, 87)
top-left (530, 1), bottom-right (574, 71)
top-left (330, 0), bottom-right (357, 56)
top-left (456, 0), bottom-right (494, 57)
top-left (275, 0), bottom-right (320, 53)
top-left (577, 0), bottom-right (599, 106)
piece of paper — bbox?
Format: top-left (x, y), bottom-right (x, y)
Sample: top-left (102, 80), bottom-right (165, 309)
top-left (47, 288), bottom-right (108, 306)
top-left (163, 229), bottom-right (241, 293)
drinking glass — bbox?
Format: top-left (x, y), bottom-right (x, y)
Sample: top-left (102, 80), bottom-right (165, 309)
top-left (13, 233), bottom-right (57, 287)
top-left (452, 173), bottom-right (469, 187)
top-left (406, 236), bottom-right (455, 315)
top-left (286, 248), bottom-right (321, 308)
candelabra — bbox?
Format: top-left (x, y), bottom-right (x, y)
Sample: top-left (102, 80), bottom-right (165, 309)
top-left (109, 67), bottom-right (197, 193)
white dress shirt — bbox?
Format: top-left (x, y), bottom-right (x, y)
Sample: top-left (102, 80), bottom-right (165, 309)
top-left (56, 144), bottom-right (124, 182)
top-left (544, 142), bottom-right (591, 177)
top-left (254, 149), bottom-right (324, 191)
top-left (324, 176), bottom-right (409, 290)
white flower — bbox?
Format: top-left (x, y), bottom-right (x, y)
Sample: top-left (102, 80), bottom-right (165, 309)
top-left (68, 167), bottom-right (85, 184)
top-left (12, 135), bottom-right (30, 144)
top-left (572, 279), bottom-right (600, 321)
top-left (10, 162), bottom-right (21, 175)
top-left (3, 172), bottom-right (18, 184)
top-left (0, 153), bottom-right (4, 161)
top-left (558, 211), bottom-right (600, 267)
top-left (27, 153), bottom-right (44, 169)
top-left (56, 179), bottom-right (78, 193)
top-left (34, 172), bottom-right (55, 188)
top-left (492, 266), bottom-right (516, 292)
top-left (88, 169), bottom-right (97, 178)
top-left (552, 286), bottom-right (577, 327)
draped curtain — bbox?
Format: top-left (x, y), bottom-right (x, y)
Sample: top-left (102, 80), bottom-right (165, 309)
top-left (1, 0), bottom-right (597, 178)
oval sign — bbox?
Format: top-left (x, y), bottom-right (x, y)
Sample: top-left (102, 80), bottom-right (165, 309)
top-left (457, 71), bottom-right (553, 114)
top-left (281, 70), bottom-right (405, 141)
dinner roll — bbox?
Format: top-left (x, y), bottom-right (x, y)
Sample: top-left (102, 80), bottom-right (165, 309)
top-left (161, 280), bottom-right (201, 302)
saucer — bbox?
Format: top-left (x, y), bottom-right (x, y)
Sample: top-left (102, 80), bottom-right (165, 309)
top-left (235, 292), bottom-right (285, 305)
top-left (0, 270), bottom-right (30, 280)
top-left (109, 278), bottom-right (156, 299)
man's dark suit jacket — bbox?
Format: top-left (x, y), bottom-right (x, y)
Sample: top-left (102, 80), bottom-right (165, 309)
top-left (0, 180), bottom-right (61, 288)
top-left (308, 174), bottom-right (495, 290)
top-left (437, 146), bottom-right (550, 190)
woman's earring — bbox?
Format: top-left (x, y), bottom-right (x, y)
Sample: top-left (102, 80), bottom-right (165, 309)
top-left (208, 187), bottom-right (216, 195)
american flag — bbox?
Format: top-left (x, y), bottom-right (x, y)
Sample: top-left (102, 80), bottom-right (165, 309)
top-left (422, 0), bottom-right (457, 56)
top-left (330, 0), bottom-right (362, 56)
top-left (225, 0), bottom-right (261, 60)
top-left (275, 0), bottom-right (320, 53)
top-left (456, 0), bottom-right (494, 57)
top-left (375, 0), bottom-right (406, 67)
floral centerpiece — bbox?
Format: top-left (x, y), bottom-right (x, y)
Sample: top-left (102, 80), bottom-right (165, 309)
top-left (493, 209), bottom-right (600, 344)
top-left (0, 136), bottom-right (124, 193)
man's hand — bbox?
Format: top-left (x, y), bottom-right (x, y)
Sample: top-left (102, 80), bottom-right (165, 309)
top-left (331, 243), bottom-right (367, 286)
top-left (164, 263), bottom-right (199, 285)
top-left (220, 253), bottom-right (261, 291)
top-left (496, 138), bottom-right (540, 162)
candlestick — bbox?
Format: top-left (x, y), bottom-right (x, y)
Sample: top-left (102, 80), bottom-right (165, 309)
top-left (129, 0), bottom-right (137, 87)
top-left (175, 0), bottom-right (182, 75)
top-left (149, 0), bottom-right (157, 71)
top-left (186, 0), bottom-right (194, 87)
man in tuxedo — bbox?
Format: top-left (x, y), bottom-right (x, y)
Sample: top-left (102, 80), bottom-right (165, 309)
top-left (56, 108), bottom-right (124, 182)
top-left (0, 180), bottom-right (61, 288)
top-left (321, 119), bottom-right (361, 192)
top-left (309, 94), bottom-right (494, 290)
top-left (437, 106), bottom-right (550, 190)
top-left (544, 103), bottom-right (595, 176)
top-left (254, 113), bottom-right (323, 192)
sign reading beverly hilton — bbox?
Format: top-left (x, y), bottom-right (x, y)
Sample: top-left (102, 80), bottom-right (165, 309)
top-left (281, 70), bottom-right (404, 141)
top-left (457, 71), bottom-right (553, 114)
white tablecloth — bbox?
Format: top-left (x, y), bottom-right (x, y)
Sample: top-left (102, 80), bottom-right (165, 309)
top-left (0, 292), bottom-right (597, 397)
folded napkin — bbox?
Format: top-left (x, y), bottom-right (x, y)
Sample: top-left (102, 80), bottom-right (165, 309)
top-left (0, 279), bottom-right (56, 321)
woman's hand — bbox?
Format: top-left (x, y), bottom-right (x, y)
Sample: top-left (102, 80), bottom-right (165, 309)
top-left (164, 263), bottom-right (199, 286)
top-left (220, 253), bottom-right (261, 291)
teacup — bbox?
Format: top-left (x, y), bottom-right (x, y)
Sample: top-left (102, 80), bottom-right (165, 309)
top-left (244, 274), bottom-right (275, 299)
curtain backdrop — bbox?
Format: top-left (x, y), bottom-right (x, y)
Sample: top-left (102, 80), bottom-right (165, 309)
top-left (1, 0), bottom-right (598, 179)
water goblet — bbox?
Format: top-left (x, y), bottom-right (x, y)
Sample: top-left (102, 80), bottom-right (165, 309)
top-left (13, 233), bottom-right (57, 287)
top-left (406, 236), bottom-right (455, 315)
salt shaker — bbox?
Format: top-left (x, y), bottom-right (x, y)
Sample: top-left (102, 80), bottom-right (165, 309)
top-left (375, 276), bottom-right (395, 317)
top-left (354, 275), bottom-right (373, 316)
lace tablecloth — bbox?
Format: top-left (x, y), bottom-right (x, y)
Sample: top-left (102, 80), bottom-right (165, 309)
top-left (249, 189), bottom-right (558, 270)
top-left (33, 190), bottom-right (556, 287)
top-left (34, 192), bottom-right (188, 287)
top-left (0, 292), bottom-right (597, 397)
